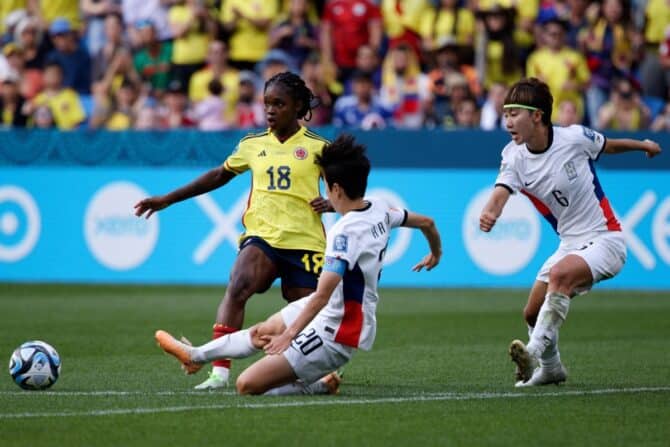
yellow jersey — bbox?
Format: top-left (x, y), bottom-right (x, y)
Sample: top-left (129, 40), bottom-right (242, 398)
top-left (33, 88), bottom-right (85, 130)
top-left (223, 127), bottom-right (328, 252)
top-left (526, 47), bottom-right (590, 120)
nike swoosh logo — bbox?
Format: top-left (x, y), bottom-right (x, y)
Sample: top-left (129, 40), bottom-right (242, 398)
top-left (524, 180), bottom-right (535, 186)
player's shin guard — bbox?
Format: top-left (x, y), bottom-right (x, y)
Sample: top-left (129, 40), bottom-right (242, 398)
top-left (192, 328), bottom-right (259, 363)
top-left (210, 324), bottom-right (236, 369)
top-left (527, 292), bottom-right (570, 359)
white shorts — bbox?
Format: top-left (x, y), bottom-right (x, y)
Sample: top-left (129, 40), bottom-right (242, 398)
top-left (536, 232), bottom-right (627, 295)
top-left (280, 296), bottom-right (354, 384)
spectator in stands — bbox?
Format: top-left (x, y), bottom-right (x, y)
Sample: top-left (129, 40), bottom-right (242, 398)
top-left (639, 0), bottom-right (670, 100)
top-left (105, 77), bottom-right (137, 130)
top-left (565, 0), bottom-right (595, 49)
top-left (32, 104), bottom-right (54, 128)
top-left (191, 77), bottom-right (228, 131)
top-left (526, 17), bottom-right (590, 124)
top-left (475, 5), bottom-right (522, 90)
top-left (452, 95), bottom-right (480, 128)
top-left (478, 0), bottom-right (539, 64)
top-left (419, 0), bottom-right (476, 53)
top-left (133, 99), bottom-right (160, 129)
top-left (582, 0), bottom-right (638, 127)
top-left (380, 42), bottom-right (431, 129)
top-left (333, 70), bottom-right (391, 129)
top-left (189, 40), bottom-right (239, 124)
top-left (555, 98), bottom-right (582, 126)
top-left (160, 78), bottom-right (195, 128)
top-left (28, 60), bottom-right (86, 129)
top-left (122, 0), bottom-right (172, 48)
top-left (0, 73), bottom-right (29, 127)
top-left (132, 19), bottom-right (172, 95)
top-left (257, 49), bottom-right (294, 83)
top-left (14, 15), bottom-right (50, 70)
top-left (650, 101), bottom-right (670, 131)
top-left (426, 37), bottom-right (481, 103)
top-left (168, 0), bottom-right (213, 88)
top-left (234, 70), bottom-right (264, 129)
top-left (80, 0), bottom-right (123, 57)
top-left (343, 44), bottom-right (381, 95)
top-left (1, 8), bottom-right (28, 47)
top-left (380, 0), bottom-right (432, 61)
top-left (480, 81), bottom-right (507, 130)
top-left (3, 43), bottom-right (42, 100)
top-left (269, 0), bottom-right (319, 70)
top-left (300, 51), bottom-right (337, 126)
top-left (320, 0), bottom-right (382, 82)
top-left (640, 0), bottom-right (670, 98)
top-left (91, 12), bottom-right (126, 83)
top-left (28, 0), bottom-right (82, 30)
top-left (46, 18), bottom-right (92, 94)
top-left (220, 0), bottom-right (279, 71)
top-left (597, 76), bottom-right (651, 130)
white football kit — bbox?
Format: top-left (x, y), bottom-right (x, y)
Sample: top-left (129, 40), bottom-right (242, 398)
top-left (281, 198), bottom-right (407, 383)
top-left (495, 125), bottom-right (626, 289)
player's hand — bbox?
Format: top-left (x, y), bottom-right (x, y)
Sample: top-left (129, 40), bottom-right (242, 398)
top-left (479, 211), bottom-right (497, 232)
top-left (134, 196), bottom-right (170, 219)
top-left (412, 253), bottom-right (440, 272)
top-left (261, 332), bottom-right (292, 355)
top-left (310, 196), bottom-right (333, 213)
top-left (642, 139), bottom-right (662, 158)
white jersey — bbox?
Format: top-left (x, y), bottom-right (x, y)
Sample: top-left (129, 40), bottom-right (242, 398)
top-left (315, 198), bottom-right (407, 351)
top-left (495, 125), bottom-right (621, 243)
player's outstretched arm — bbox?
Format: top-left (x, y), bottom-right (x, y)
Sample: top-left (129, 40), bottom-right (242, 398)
top-left (604, 138), bottom-right (662, 158)
top-left (479, 185), bottom-right (511, 233)
top-left (262, 270), bottom-right (343, 355)
top-left (134, 166), bottom-right (235, 219)
top-left (403, 211), bottom-right (442, 272)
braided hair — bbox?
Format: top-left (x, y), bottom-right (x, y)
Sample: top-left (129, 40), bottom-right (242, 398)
top-left (264, 71), bottom-right (319, 121)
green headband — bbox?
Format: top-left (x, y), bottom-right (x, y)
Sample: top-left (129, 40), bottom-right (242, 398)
top-left (503, 103), bottom-right (541, 112)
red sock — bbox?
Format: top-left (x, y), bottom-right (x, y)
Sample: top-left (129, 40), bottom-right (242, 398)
top-left (211, 324), bottom-right (237, 369)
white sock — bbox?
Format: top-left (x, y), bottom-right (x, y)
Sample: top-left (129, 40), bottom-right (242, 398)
top-left (263, 380), bottom-right (328, 396)
top-left (211, 366), bottom-right (230, 382)
top-left (191, 329), bottom-right (259, 363)
top-left (527, 292), bottom-right (570, 359)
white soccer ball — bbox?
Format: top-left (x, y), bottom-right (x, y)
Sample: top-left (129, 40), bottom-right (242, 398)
top-left (9, 340), bottom-right (61, 390)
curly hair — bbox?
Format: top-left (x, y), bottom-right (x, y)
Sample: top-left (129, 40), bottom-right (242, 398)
top-left (264, 71), bottom-right (318, 121)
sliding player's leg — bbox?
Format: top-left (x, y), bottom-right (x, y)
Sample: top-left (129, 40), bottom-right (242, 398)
top-left (196, 241), bottom-right (279, 390)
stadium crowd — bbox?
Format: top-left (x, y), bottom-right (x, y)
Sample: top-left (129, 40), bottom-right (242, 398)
top-left (0, 0), bottom-right (669, 132)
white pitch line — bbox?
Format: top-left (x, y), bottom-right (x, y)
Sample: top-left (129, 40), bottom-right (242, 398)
top-left (0, 387), bottom-right (669, 419)
top-left (0, 390), bottom-right (238, 397)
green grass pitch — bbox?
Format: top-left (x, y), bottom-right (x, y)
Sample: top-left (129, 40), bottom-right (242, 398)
top-left (1, 284), bottom-right (669, 447)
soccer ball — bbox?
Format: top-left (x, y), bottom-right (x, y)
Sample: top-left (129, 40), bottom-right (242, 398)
top-left (9, 340), bottom-right (61, 390)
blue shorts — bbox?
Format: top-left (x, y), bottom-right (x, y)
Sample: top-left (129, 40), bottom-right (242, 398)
top-left (240, 237), bottom-right (323, 290)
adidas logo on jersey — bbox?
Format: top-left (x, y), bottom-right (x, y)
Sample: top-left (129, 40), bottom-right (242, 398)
top-left (257, 150), bottom-right (267, 157)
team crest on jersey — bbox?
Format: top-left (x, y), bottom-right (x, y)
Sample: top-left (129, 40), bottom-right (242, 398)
top-left (333, 234), bottom-right (348, 252)
top-left (294, 147), bottom-right (308, 160)
top-left (563, 160), bottom-right (578, 180)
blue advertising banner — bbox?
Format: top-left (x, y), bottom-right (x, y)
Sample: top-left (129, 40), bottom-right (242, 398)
top-left (1, 167), bottom-right (669, 288)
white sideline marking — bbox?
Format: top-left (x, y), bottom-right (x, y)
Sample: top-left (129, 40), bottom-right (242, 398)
top-left (1, 387), bottom-right (669, 419)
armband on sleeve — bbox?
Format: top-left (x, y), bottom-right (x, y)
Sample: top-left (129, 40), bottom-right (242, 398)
top-left (323, 256), bottom-right (347, 276)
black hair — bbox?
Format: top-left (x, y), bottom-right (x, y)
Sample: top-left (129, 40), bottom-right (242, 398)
top-left (504, 77), bottom-right (553, 126)
top-left (264, 71), bottom-right (318, 121)
top-left (316, 134), bottom-right (370, 200)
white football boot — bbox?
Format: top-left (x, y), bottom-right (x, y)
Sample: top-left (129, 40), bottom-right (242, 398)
top-left (515, 364), bottom-right (568, 387)
top-left (194, 370), bottom-right (229, 390)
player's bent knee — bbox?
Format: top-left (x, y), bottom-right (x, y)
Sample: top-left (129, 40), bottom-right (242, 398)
top-left (236, 375), bottom-right (262, 395)
top-left (548, 264), bottom-right (571, 288)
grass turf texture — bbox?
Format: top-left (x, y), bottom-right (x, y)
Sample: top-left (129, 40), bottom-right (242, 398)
top-left (1, 284), bottom-right (668, 447)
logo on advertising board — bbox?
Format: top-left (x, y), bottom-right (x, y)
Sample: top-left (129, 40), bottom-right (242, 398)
top-left (0, 185), bottom-right (41, 262)
top-left (463, 188), bottom-right (541, 275)
top-left (84, 182), bottom-right (158, 271)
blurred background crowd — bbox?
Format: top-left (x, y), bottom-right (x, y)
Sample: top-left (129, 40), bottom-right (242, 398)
top-left (1, 0), bottom-right (670, 132)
